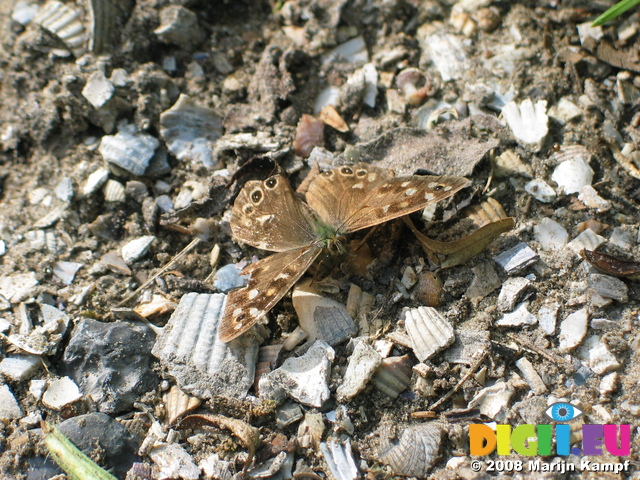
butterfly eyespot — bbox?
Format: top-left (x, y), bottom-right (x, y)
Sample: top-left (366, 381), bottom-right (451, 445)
top-left (322, 171), bottom-right (333, 177)
top-left (340, 167), bottom-right (354, 175)
top-left (356, 169), bottom-right (367, 177)
top-left (434, 184), bottom-right (445, 191)
top-left (265, 177), bottom-right (278, 189)
top-left (250, 190), bottom-right (263, 203)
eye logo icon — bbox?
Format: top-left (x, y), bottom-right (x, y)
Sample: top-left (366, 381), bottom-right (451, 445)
top-left (545, 402), bottom-right (583, 422)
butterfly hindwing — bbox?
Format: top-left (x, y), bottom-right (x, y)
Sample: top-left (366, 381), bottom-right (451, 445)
top-left (219, 246), bottom-right (323, 342)
top-left (305, 163), bottom-right (471, 234)
top-left (231, 174), bottom-right (319, 252)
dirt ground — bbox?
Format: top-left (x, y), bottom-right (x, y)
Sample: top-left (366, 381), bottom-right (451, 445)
top-left (0, 0), bottom-right (639, 479)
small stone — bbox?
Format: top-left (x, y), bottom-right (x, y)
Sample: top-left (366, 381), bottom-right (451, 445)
top-left (609, 227), bottom-right (634, 251)
top-left (29, 379), bottom-right (47, 400)
top-left (212, 264), bottom-right (248, 293)
top-left (42, 376), bottom-right (82, 410)
top-left (497, 277), bottom-right (532, 312)
top-left (0, 384), bottom-right (23, 420)
top-left (0, 355), bottom-right (41, 381)
top-left (101, 251), bottom-right (132, 275)
top-left (496, 302), bottom-right (537, 327)
top-left (558, 307), bottom-right (589, 351)
top-left (533, 218), bottom-right (569, 251)
top-left (600, 372), bottom-right (617, 394)
top-left (336, 341), bottom-right (382, 402)
top-left (121, 236), bottom-right (156, 264)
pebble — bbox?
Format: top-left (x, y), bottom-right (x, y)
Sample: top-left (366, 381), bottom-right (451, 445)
top-left (62, 318), bottom-right (158, 413)
top-left (212, 264), bottom-right (248, 293)
top-left (42, 376), bottom-right (82, 410)
top-left (495, 302), bottom-right (537, 326)
top-left (0, 354), bottom-right (41, 382)
top-left (533, 218), bottom-right (569, 250)
top-left (551, 156), bottom-right (594, 194)
top-left (29, 379), bottom-right (47, 400)
top-left (0, 384), bottom-right (23, 420)
top-left (497, 277), bottom-right (532, 312)
top-left (259, 340), bottom-right (335, 408)
top-left (82, 71), bottom-right (115, 109)
top-left (121, 235), bottom-right (156, 264)
top-left (558, 307), bottom-right (589, 351)
top-left (336, 341), bottom-right (382, 402)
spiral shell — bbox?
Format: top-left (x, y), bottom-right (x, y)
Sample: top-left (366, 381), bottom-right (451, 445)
top-left (377, 423), bottom-right (442, 477)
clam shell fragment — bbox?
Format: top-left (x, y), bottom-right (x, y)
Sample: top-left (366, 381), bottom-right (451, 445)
top-left (405, 307), bottom-right (455, 362)
top-left (377, 423), bottom-right (443, 477)
top-left (34, 0), bottom-right (86, 57)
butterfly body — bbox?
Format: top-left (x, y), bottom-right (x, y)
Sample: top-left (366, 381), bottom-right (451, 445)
top-left (219, 163), bottom-right (470, 342)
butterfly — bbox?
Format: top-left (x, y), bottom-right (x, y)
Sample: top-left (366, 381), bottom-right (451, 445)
top-left (219, 163), bottom-right (470, 342)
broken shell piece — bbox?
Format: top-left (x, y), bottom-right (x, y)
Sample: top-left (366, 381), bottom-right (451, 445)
top-left (318, 105), bottom-right (349, 132)
top-left (159, 94), bottom-right (223, 168)
top-left (497, 277), bottom-right (532, 312)
top-left (275, 402), bottom-right (303, 429)
top-left (293, 114), bottom-right (325, 158)
top-left (42, 376), bottom-right (82, 410)
top-left (336, 341), bottom-right (382, 402)
top-left (321, 36), bottom-right (369, 66)
top-left (53, 261), bottom-right (83, 285)
top-left (533, 217), bottom-right (569, 251)
top-left (7, 307), bottom-right (69, 355)
top-left (443, 329), bottom-right (490, 364)
top-left (200, 453), bottom-right (232, 480)
top-left (468, 380), bottom-right (514, 420)
top-left (148, 443), bottom-right (201, 480)
top-left (101, 251), bottom-right (132, 275)
top-left (515, 357), bottom-right (547, 395)
top-left (212, 264), bottom-right (248, 293)
top-left (33, 0), bottom-right (86, 57)
top-left (372, 355), bottom-right (412, 399)
top-left (450, 9), bottom-right (477, 36)
top-left (103, 179), bottom-right (126, 202)
top-left (588, 274), bottom-right (628, 303)
top-left (579, 336), bottom-right (620, 375)
top-left (578, 185), bottom-right (611, 211)
top-left (566, 229), bottom-right (606, 255)
top-left (320, 439), bottom-right (359, 480)
top-left (362, 63), bottom-right (378, 108)
top-left (55, 177), bottom-right (74, 202)
top-left (292, 278), bottom-right (356, 346)
top-left (493, 242), bottom-right (538, 274)
top-left (82, 71), bottom-right (114, 109)
top-left (538, 302), bottom-right (559, 335)
top-left (524, 179), bottom-right (556, 203)
top-left (259, 340), bottom-right (334, 408)
top-left (0, 355), bottom-right (41, 382)
top-left (121, 235), bottom-right (155, 264)
top-left (297, 412), bottom-right (325, 449)
top-left (551, 156), bottom-right (594, 194)
top-left (133, 294), bottom-right (177, 318)
top-left (83, 167), bottom-right (110, 196)
top-left (99, 124), bottom-right (159, 176)
top-left (154, 5), bottom-right (204, 47)
top-left (152, 293), bottom-right (259, 400)
top-left (377, 423), bottom-right (442, 477)
top-left (495, 302), bottom-right (536, 327)
top-left (163, 385), bottom-right (201, 425)
top-left (501, 99), bottom-right (549, 151)
top-left (405, 307), bottom-right (455, 362)
top-left (558, 307), bottom-right (589, 351)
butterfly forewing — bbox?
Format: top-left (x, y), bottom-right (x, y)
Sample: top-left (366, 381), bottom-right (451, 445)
top-left (219, 246), bottom-right (323, 342)
top-left (231, 174), bottom-right (319, 252)
top-left (305, 163), bottom-right (471, 234)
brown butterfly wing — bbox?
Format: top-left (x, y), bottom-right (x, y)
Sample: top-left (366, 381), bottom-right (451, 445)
top-left (219, 246), bottom-right (322, 342)
top-left (305, 163), bottom-right (470, 234)
top-left (231, 174), bottom-right (320, 252)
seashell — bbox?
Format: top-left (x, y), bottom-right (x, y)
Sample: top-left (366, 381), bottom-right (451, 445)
top-left (377, 423), bottom-right (442, 477)
top-left (200, 453), bottom-right (232, 480)
top-left (162, 385), bottom-right (201, 425)
top-left (55, 177), bottom-right (74, 202)
top-left (450, 9), bottom-right (477, 37)
top-left (558, 307), bottom-right (589, 351)
top-left (133, 294), bottom-right (177, 318)
top-left (362, 63), bottom-right (378, 108)
top-left (497, 277), bottom-right (532, 312)
top-left (29, 379), bottom-right (48, 400)
top-left (578, 185), bottom-right (611, 211)
top-left (533, 217), bottom-right (569, 251)
top-left (549, 144), bottom-right (592, 165)
top-left (400, 266), bottom-right (418, 289)
top-left (493, 242), bottom-right (538, 274)
top-left (405, 307), bottom-right (455, 362)
top-left (501, 99), bottom-right (549, 151)
top-left (493, 150), bottom-right (532, 178)
top-left (293, 460), bottom-right (323, 480)
top-left (101, 251), bottom-right (131, 275)
top-left (293, 114), bottom-right (325, 158)
top-left (297, 412), bottom-right (325, 449)
top-left (121, 235), bottom-right (155, 264)
top-left (82, 71), bottom-right (115, 109)
top-left (148, 443), bottom-right (200, 480)
top-left (319, 439), bottom-right (360, 480)
top-left (372, 355), bottom-right (412, 399)
top-left (524, 178), bottom-right (556, 203)
top-left (551, 156), bottom-right (594, 194)
top-left (0, 384), bottom-right (23, 420)
top-left (154, 5), bottom-right (204, 47)
top-left (87, 0), bottom-right (135, 54)
top-left (292, 278), bottom-right (356, 346)
top-left (421, 32), bottom-right (468, 82)
top-left (152, 292), bottom-right (259, 400)
top-left (0, 355), bottom-right (41, 382)
top-left (414, 271), bottom-right (443, 307)
top-left (275, 403), bottom-right (303, 429)
top-left (318, 105), bottom-right (349, 132)
top-left (396, 68), bottom-right (432, 106)
top-left (468, 379), bottom-right (514, 419)
top-left (515, 357), bottom-right (547, 395)
top-left (213, 264), bottom-right (248, 293)
top-left (336, 341), bottom-right (381, 402)
top-left (495, 302), bottom-right (536, 326)
top-left (566, 229), bottom-right (606, 255)
top-left (313, 86), bottom-right (341, 114)
top-left (83, 167), bottom-right (110, 196)
top-left (42, 376), bottom-right (82, 410)
top-left (282, 326), bottom-right (309, 351)
top-left (99, 123), bottom-right (159, 176)
top-left (103, 179), bottom-right (126, 202)
top-left (443, 329), bottom-right (490, 364)
top-left (53, 261), bottom-right (83, 285)
top-left (589, 273), bottom-right (628, 303)
top-left (159, 94), bottom-right (223, 168)
top-left (34, 0), bottom-right (87, 57)
top-left (321, 36), bottom-right (369, 66)
top-left (12, 1), bottom-right (39, 26)
top-left (474, 7), bottom-right (501, 32)
top-left (248, 451), bottom-right (293, 478)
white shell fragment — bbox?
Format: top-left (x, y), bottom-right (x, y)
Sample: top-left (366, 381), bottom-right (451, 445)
top-left (421, 33), bottom-right (468, 81)
top-left (53, 261), bottom-right (83, 285)
top-left (362, 63), bottom-right (378, 108)
top-left (200, 453), bottom-right (232, 480)
top-left (493, 150), bottom-right (533, 178)
top-left (501, 99), bottom-right (549, 151)
top-left (579, 336), bottom-right (620, 375)
top-left (99, 123), bottom-right (159, 176)
top-left (377, 423), bottom-right (442, 477)
top-left (497, 277), bottom-right (532, 312)
top-left (275, 403), bottom-right (303, 429)
top-left (121, 236), bottom-right (156, 264)
top-left (493, 242), bottom-right (538, 274)
top-left (42, 376), bottom-right (82, 410)
top-left (495, 302), bottom-right (537, 327)
top-left (82, 71), bottom-right (115, 109)
top-left (0, 384), bottom-right (23, 421)
top-left (148, 443), bottom-right (201, 480)
top-left (7, 305), bottom-right (69, 355)
top-left (578, 185), bottom-right (611, 211)
top-left (372, 355), bottom-right (412, 399)
top-left (468, 380), bottom-right (514, 420)
top-left (259, 340), bottom-right (334, 408)
top-left (534, 217), bottom-right (569, 251)
top-left (82, 167), bottom-right (110, 196)
top-left (55, 177), bottom-right (74, 201)
top-left (292, 278), bottom-right (356, 346)
top-left (152, 293), bottom-right (259, 400)
top-left (515, 357), bottom-right (547, 395)
top-left (162, 385), bottom-right (201, 425)
top-left (213, 264), bottom-right (248, 293)
top-left (0, 355), bottom-right (41, 382)
top-left (589, 274), bottom-right (628, 303)
top-left (320, 439), bottom-right (360, 480)
top-left (551, 157), bottom-right (594, 194)
top-left (404, 307), bottom-right (455, 362)
top-left (558, 307), bottom-right (589, 351)
top-left (321, 36), bottom-right (369, 66)
top-left (103, 179), bottom-right (126, 202)
top-left (160, 94), bottom-right (223, 168)
top-left (33, 0), bottom-right (86, 57)
top-left (548, 97), bottom-right (582, 124)
top-left (336, 341), bottom-right (382, 402)
top-left (538, 302), bottom-right (559, 335)
top-left (566, 229), bottom-right (606, 255)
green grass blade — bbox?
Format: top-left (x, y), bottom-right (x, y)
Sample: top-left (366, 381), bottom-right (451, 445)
top-left (592, 0), bottom-right (640, 26)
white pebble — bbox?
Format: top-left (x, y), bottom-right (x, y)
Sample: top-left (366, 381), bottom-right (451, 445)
top-left (0, 384), bottom-right (23, 420)
top-left (495, 302), bottom-right (537, 326)
top-left (551, 157), bottom-right (594, 194)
